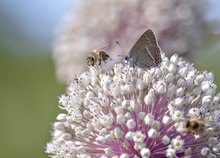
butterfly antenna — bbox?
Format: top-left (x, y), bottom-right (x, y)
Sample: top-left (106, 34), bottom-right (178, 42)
top-left (116, 41), bottom-right (126, 54)
top-left (116, 41), bottom-right (127, 59)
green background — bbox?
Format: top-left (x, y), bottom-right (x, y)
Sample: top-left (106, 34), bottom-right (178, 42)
top-left (0, 50), bottom-right (64, 158)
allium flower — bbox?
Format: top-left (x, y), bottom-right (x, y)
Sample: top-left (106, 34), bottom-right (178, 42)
top-left (46, 54), bottom-right (220, 158)
top-left (54, 0), bottom-right (212, 83)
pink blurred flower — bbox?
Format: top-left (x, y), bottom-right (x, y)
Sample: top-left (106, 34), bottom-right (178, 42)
top-left (53, 0), bottom-right (212, 83)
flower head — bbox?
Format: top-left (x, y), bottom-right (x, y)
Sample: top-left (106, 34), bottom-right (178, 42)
top-left (46, 54), bottom-right (220, 157)
top-left (54, 0), bottom-right (213, 83)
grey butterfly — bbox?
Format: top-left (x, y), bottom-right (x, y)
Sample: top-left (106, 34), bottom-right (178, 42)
top-left (125, 29), bottom-right (162, 68)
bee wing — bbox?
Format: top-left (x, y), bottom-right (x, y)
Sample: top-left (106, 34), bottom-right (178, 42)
top-left (99, 51), bottom-right (110, 62)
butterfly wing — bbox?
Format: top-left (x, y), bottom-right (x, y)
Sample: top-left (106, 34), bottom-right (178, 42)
top-left (144, 29), bottom-right (158, 46)
top-left (130, 47), bottom-right (156, 68)
top-left (144, 30), bottom-right (162, 64)
top-left (130, 29), bottom-right (153, 54)
top-left (147, 45), bottom-right (162, 64)
top-left (128, 29), bottom-right (162, 68)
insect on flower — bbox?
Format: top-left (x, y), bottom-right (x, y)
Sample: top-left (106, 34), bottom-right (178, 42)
top-left (86, 50), bottom-right (110, 66)
top-left (86, 49), bottom-right (116, 72)
top-left (184, 118), bottom-right (205, 135)
top-left (125, 29), bottom-right (162, 68)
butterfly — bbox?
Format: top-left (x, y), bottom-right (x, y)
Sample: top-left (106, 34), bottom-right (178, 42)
top-left (125, 29), bottom-right (162, 68)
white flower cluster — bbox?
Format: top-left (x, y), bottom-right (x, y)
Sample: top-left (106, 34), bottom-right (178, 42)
top-left (46, 54), bottom-right (220, 158)
top-left (54, 0), bottom-right (210, 83)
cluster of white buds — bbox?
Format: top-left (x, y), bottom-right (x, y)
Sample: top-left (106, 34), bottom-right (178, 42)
top-left (46, 54), bottom-right (220, 158)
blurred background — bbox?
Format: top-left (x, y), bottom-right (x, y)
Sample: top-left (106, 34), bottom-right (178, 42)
top-left (0, 0), bottom-right (219, 158)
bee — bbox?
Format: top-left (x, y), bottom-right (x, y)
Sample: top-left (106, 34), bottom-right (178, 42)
top-left (184, 118), bottom-right (205, 135)
top-left (86, 50), bottom-right (111, 66)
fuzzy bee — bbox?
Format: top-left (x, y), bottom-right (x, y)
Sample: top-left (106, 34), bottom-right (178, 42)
top-left (184, 118), bottom-right (205, 135)
top-left (86, 50), bottom-right (111, 66)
